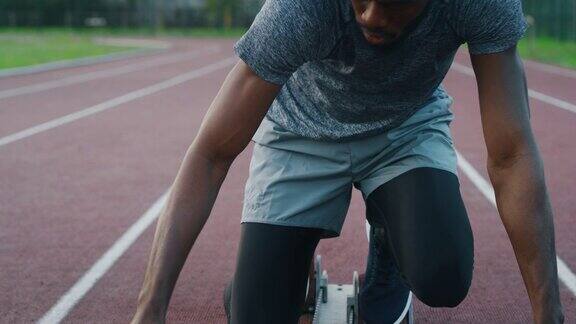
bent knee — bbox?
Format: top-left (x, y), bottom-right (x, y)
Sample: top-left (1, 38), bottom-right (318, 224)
top-left (410, 265), bottom-right (472, 308)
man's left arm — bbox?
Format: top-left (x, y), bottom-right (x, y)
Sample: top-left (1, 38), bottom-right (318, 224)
top-left (470, 45), bottom-right (564, 324)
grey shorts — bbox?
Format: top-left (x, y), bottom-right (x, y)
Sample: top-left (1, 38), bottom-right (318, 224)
top-left (241, 95), bottom-right (458, 239)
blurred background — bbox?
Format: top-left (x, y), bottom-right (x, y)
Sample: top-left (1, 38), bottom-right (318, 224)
top-left (0, 0), bottom-right (575, 70)
top-left (0, 0), bottom-right (576, 68)
top-left (0, 0), bottom-right (263, 30)
top-left (1, 1), bottom-right (575, 323)
top-left (0, 0), bottom-right (263, 70)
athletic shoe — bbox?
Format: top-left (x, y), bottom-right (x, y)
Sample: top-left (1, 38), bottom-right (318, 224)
top-left (358, 225), bottom-right (413, 324)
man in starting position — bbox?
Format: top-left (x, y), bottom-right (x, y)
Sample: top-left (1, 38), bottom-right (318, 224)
top-left (132, 0), bottom-right (564, 323)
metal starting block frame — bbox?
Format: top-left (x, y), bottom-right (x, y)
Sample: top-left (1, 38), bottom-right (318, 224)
top-left (307, 253), bottom-right (415, 324)
top-left (304, 220), bottom-right (417, 324)
top-left (309, 254), bottom-right (360, 324)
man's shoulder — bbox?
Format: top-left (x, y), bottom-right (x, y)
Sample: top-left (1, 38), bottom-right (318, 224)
top-left (233, 0), bottom-right (349, 84)
top-left (446, 0), bottom-right (527, 54)
top-left (449, 0), bottom-right (523, 17)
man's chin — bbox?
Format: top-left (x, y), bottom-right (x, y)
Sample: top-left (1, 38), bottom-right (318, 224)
top-left (362, 31), bottom-right (398, 47)
top-left (364, 36), bottom-right (397, 47)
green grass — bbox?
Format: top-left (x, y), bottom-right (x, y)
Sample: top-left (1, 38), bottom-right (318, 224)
top-left (0, 27), bottom-right (247, 70)
top-left (102, 27), bottom-right (248, 38)
top-left (0, 30), bottom-right (136, 70)
top-left (8, 27), bottom-right (574, 71)
top-left (0, 26), bottom-right (247, 38)
top-left (518, 36), bottom-right (576, 69)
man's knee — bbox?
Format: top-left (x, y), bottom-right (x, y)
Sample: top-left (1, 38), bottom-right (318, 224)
top-left (409, 261), bottom-right (472, 308)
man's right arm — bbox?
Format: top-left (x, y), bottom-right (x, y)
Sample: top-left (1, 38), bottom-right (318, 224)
top-left (131, 60), bottom-right (281, 323)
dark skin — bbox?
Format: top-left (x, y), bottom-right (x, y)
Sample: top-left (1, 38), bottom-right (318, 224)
top-left (350, 0), bottom-right (430, 46)
top-left (472, 49), bottom-right (564, 323)
top-left (131, 1), bottom-right (564, 323)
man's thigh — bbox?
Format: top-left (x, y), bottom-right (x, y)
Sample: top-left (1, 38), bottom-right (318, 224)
top-left (365, 167), bottom-right (474, 307)
top-left (242, 140), bottom-right (353, 239)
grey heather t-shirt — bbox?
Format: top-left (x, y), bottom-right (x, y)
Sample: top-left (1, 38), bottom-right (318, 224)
top-left (234, 0), bottom-right (528, 142)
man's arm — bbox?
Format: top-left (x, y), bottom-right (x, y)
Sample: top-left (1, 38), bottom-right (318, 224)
top-left (131, 60), bottom-right (281, 323)
top-left (470, 46), bottom-right (564, 323)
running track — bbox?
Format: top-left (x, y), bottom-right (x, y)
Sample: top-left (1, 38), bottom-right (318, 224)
top-left (0, 38), bottom-right (574, 323)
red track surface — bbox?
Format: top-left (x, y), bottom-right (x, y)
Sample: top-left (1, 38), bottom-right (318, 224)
top-left (0, 39), bottom-right (574, 323)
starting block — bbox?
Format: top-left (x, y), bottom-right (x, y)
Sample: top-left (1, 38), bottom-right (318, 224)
top-left (305, 254), bottom-right (359, 324)
top-left (303, 220), bottom-right (415, 324)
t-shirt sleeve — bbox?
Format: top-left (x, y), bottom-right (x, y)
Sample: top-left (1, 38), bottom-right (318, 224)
top-left (453, 0), bottom-right (529, 55)
top-left (233, 0), bottom-right (337, 85)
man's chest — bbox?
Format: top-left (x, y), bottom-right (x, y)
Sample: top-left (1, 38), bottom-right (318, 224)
top-left (320, 20), bottom-right (460, 83)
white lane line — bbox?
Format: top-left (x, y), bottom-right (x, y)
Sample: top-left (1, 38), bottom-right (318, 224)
top-left (455, 150), bottom-right (496, 205)
top-left (0, 49), bottom-right (161, 79)
top-left (523, 60), bottom-right (576, 80)
top-left (450, 62), bottom-right (576, 114)
top-left (93, 37), bottom-right (171, 49)
top-left (527, 89), bottom-right (576, 114)
top-left (458, 47), bottom-right (576, 80)
top-left (0, 46), bottom-right (220, 100)
top-left (36, 190), bottom-right (170, 324)
top-left (557, 258), bottom-right (576, 296)
top-left (455, 150), bottom-right (576, 297)
top-left (0, 57), bottom-right (237, 148)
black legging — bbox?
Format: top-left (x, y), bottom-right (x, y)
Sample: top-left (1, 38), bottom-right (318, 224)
top-left (228, 167), bottom-right (474, 324)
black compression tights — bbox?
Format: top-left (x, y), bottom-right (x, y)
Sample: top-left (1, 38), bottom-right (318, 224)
top-left (229, 168), bottom-right (474, 324)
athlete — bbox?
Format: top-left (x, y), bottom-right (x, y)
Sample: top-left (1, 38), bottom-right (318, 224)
top-left (131, 0), bottom-right (565, 323)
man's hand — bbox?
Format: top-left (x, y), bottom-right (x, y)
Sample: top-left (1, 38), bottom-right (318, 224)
top-left (470, 45), bottom-right (564, 323)
top-left (130, 306), bottom-right (165, 324)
